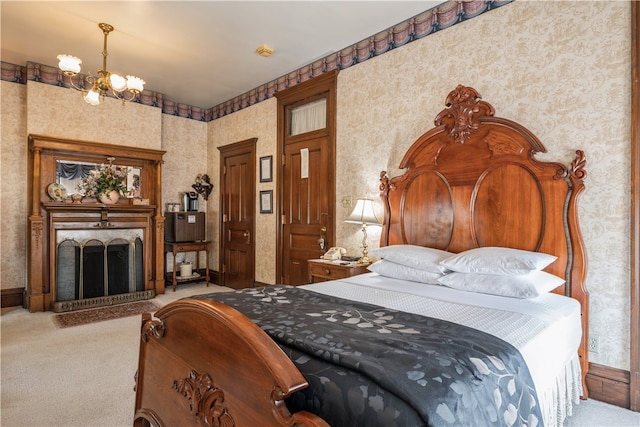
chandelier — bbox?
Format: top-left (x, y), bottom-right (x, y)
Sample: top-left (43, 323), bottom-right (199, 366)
top-left (57, 23), bottom-right (145, 105)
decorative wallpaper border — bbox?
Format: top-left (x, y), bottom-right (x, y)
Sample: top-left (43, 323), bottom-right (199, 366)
top-left (1, 0), bottom-right (512, 122)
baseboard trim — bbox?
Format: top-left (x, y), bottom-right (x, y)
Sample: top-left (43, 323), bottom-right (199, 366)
top-left (208, 269), bottom-right (220, 284)
top-left (1, 287), bottom-right (24, 308)
top-left (586, 362), bottom-right (631, 409)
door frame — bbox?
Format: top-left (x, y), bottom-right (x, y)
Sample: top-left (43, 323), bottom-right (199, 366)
top-left (630, 1), bottom-right (639, 410)
top-left (275, 70), bottom-right (339, 284)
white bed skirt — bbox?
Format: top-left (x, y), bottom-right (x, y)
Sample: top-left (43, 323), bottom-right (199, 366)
top-left (540, 354), bottom-right (582, 427)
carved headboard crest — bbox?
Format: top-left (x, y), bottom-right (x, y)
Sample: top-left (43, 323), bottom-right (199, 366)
top-left (434, 84), bottom-right (496, 144)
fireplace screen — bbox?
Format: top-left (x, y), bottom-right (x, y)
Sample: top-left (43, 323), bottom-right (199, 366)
top-left (56, 229), bottom-right (144, 303)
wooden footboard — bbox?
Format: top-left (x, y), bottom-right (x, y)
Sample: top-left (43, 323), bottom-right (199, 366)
top-left (133, 298), bottom-right (329, 427)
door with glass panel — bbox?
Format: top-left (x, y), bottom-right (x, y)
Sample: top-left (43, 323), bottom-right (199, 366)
top-left (276, 71), bottom-right (337, 285)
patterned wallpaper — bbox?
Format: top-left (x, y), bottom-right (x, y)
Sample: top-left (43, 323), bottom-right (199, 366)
top-left (0, 1), bottom-right (633, 372)
top-left (160, 114), bottom-right (208, 269)
top-left (0, 82), bottom-right (27, 292)
top-left (26, 82), bottom-right (161, 148)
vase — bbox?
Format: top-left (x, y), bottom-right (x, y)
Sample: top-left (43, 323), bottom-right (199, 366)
top-left (99, 190), bottom-right (120, 205)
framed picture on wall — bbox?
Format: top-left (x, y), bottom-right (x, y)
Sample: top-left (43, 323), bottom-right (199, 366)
top-left (260, 156), bottom-right (272, 182)
top-left (260, 190), bottom-right (273, 214)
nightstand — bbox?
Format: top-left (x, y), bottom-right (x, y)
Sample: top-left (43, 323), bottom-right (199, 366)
top-left (307, 259), bottom-right (370, 284)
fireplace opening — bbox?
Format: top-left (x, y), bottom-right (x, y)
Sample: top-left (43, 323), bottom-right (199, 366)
top-left (54, 229), bottom-right (153, 312)
top-left (83, 242), bottom-right (105, 299)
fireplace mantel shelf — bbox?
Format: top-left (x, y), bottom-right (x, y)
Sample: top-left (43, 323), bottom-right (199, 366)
top-left (42, 202), bottom-right (158, 211)
top-left (42, 203), bottom-right (159, 223)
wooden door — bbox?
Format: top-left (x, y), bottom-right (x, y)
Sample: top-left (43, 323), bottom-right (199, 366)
top-left (282, 135), bottom-right (332, 285)
top-left (276, 71), bottom-right (338, 285)
top-left (218, 139), bottom-right (256, 289)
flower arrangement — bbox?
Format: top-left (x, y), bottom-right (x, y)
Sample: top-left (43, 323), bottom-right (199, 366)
top-left (77, 157), bottom-right (127, 199)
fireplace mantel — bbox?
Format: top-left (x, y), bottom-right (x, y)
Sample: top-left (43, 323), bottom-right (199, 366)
top-left (27, 135), bottom-right (166, 312)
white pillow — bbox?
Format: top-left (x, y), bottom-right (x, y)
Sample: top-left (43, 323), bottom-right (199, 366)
top-left (367, 260), bottom-right (444, 285)
top-left (370, 245), bottom-right (454, 273)
top-left (437, 271), bottom-right (565, 299)
top-left (439, 247), bottom-right (557, 275)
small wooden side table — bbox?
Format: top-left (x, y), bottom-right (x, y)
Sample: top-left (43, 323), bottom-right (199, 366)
top-left (164, 241), bottom-right (211, 291)
top-left (307, 259), bottom-right (370, 284)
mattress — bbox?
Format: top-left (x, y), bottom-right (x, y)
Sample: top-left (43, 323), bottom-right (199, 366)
top-left (299, 272), bottom-right (583, 426)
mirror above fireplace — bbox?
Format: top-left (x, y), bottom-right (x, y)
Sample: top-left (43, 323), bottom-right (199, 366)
top-left (56, 159), bottom-right (142, 198)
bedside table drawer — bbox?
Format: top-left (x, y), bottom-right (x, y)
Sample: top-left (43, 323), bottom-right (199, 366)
top-left (307, 259), bottom-right (370, 283)
top-left (309, 262), bottom-right (338, 281)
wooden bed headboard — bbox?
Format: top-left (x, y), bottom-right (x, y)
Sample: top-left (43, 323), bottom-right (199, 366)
top-left (379, 85), bottom-right (589, 394)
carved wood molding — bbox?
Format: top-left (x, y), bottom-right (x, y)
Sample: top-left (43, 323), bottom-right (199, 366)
top-left (567, 149), bottom-right (589, 397)
top-left (378, 171), bottom-right (393, 193)
top-left (172, 370), bottom-right (234, 427)
top-left (378, 171), bottom-right (395, 247)
top-left (434, 84), bottom-right (496, 144)
top-left (140, 313), bottom-right (165, 342)
top-left (570, 149), bottom-right (588, 181)
top-left (29, 219), bottom-right (43, 250)
top-left (483, 129), bottom-right (526, 156)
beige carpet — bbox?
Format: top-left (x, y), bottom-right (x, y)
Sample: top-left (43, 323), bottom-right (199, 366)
top-left (2, 281), bottom-right (639, 427)
top-left (1, 282), bottom-right (227, 427)
top-left (52, 300), bottom-right (162, 328)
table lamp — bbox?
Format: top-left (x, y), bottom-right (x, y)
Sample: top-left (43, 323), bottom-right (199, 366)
top-left (345, 198), bottom-right (381, 263)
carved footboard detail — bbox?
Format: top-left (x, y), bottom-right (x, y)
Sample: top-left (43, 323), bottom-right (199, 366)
top-left (172, 370), bottom-right (234, 427)
top-left (134, 300), bottom-right (329, 427)
top-left (140, 312), bottom-right (165, 342)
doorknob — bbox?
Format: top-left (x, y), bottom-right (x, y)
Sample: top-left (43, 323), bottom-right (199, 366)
top-left (321, 226), bottom-right (327, 232)
top-left (243, 230), bottom-right (251, 243)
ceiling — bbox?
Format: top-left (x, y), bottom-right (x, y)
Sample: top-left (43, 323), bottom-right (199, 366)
top-left (1, 1), bottom-right (443, 109)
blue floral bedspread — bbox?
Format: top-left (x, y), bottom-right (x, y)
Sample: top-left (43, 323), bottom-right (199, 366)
top-left (192, 286), bottom-right (542, 427)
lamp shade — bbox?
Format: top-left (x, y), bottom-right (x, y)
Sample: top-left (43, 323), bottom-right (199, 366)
top-left (83, 89), bottom-right (101, 106)
top-left (57, 54), bottom-right (82, 74)
top-left (126, 76), bottom-right (145, 92)
top-left (345, 199), bottom-right (381, 225)
top-left (109, 73), bottom-right (127, 91)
